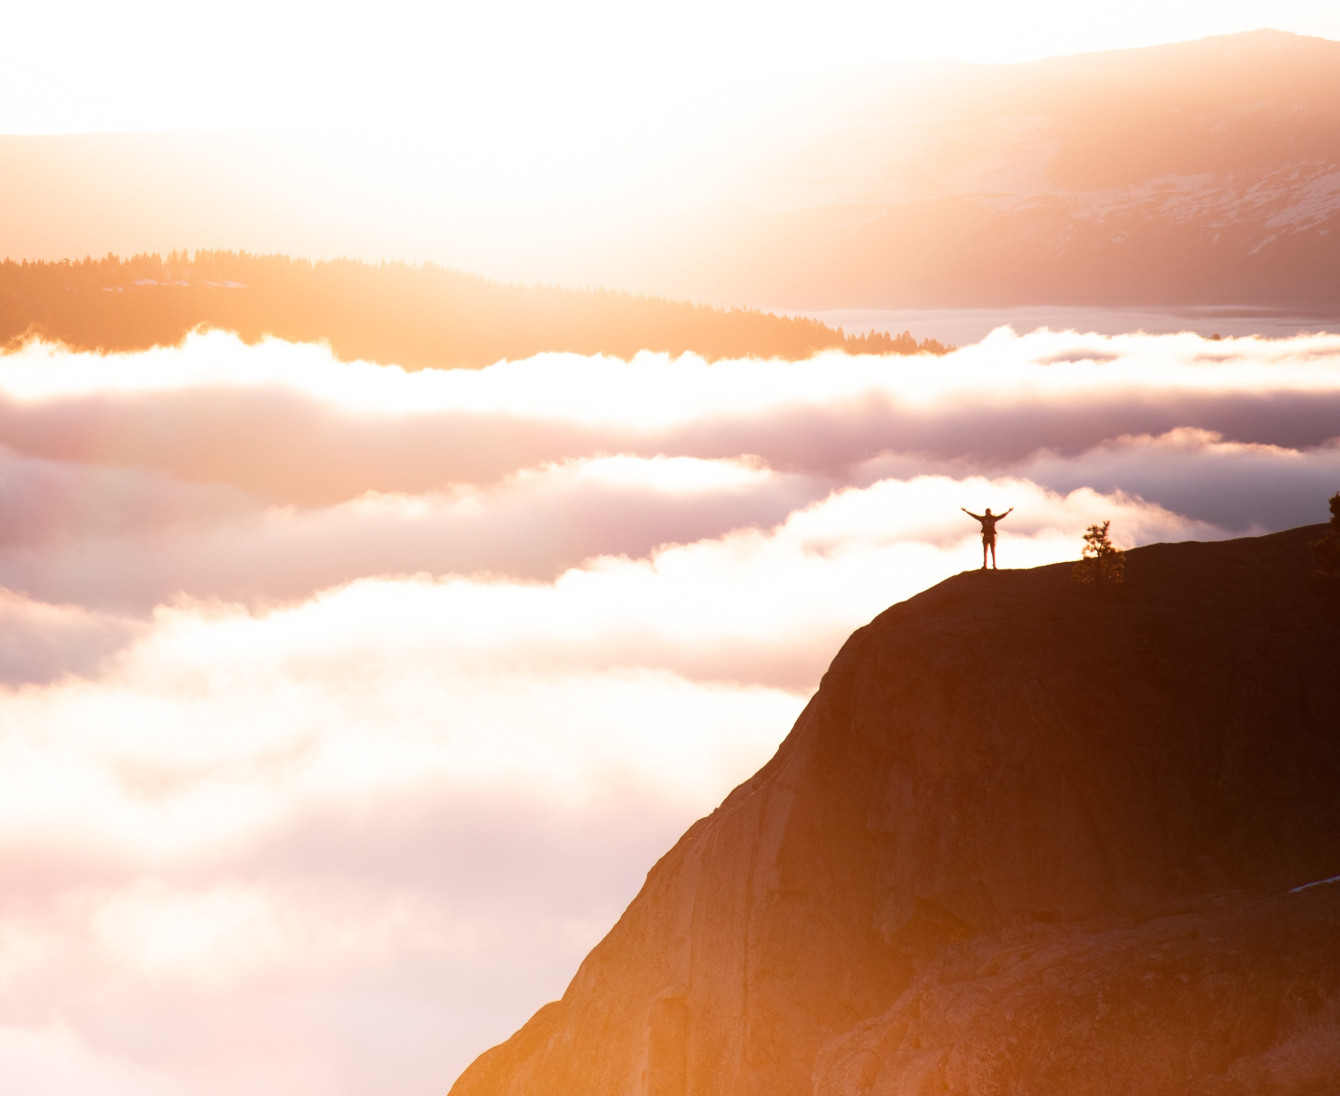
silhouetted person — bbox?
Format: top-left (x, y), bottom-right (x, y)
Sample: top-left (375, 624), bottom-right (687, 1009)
top-left (962, 506), bottom-right (1013, 569)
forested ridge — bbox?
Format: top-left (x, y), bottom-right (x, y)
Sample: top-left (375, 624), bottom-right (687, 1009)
top-left (0, 252), bottom-right (949, 369)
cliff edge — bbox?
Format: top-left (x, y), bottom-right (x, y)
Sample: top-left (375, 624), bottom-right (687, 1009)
top-left (450, 525), bottom-right (1340, 1096)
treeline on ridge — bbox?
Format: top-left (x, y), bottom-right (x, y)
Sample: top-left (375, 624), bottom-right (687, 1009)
top-left (0, 252), bottom-right (951, 369)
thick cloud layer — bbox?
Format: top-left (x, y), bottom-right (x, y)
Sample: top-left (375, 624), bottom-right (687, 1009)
top-left (0, 329), bottom-right (1335, 1095)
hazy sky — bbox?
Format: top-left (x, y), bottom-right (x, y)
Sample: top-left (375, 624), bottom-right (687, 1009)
top-left (1, 329), bottom-right (1338, 1094)
top-left (5, 1), bottom-right (1340, 136)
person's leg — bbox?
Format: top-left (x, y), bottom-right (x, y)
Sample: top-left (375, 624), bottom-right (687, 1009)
top-left (981, 538), bottom-right (988, 569)
top-left (990, 539), bottom-right (997, 568)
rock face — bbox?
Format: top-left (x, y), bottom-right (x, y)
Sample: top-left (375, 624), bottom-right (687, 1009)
top-left (449, 526), bottom-right (1340, 1096)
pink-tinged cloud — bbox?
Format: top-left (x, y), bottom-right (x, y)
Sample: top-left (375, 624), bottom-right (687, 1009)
top-left (0, 588), bottom-right (143, 684)
top-left (0, 328), bottom-right (1338, 507)
top-left (1012, 427), bottom-right (1340, 529)
top-left (0, 328), bottom-right (1334, 1094)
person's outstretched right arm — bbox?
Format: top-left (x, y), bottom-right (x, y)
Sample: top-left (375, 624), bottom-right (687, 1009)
top-left (962, 508), bottom-right (983, 520)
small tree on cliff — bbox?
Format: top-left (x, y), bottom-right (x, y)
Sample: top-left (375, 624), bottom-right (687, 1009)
top-left (1072, 520), bottom-right (1125, 587)
top-left (1311, 491), bottom-right (1340, 596)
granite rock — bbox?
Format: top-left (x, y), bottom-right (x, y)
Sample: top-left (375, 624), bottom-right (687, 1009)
top-left (450, 526), bottom-right (1340, 1096)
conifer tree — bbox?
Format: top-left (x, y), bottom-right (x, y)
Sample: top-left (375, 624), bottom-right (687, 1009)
top-left (1311, 492), bottom-right (1340, 595)
top-left (1072, 520), bottom-right (1126, 587)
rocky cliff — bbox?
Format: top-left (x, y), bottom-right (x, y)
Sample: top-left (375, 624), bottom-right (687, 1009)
top-left (449, 525), bottom-right (1340, 1096)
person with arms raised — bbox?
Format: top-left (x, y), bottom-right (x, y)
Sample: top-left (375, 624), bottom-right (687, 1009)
top-left (962, 506), bottom-right (1013, 569)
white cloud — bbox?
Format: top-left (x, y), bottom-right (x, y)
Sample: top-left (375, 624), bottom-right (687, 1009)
top-left (1014, 427), bottom-right (1340, 529)
top-left (0, 328), bottom-right (1334, 1093)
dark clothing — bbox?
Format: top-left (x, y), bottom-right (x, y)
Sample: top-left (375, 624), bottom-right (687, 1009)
top-left (964, 510), bottom-right (1005, 540)
top-left (975, 515), bottom-right (1001, 541)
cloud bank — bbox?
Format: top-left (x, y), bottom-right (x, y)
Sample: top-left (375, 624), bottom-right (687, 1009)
top-left (0, 328), bottom-right (1335, 1094)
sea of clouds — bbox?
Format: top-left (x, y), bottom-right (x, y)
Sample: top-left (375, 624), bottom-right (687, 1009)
top-left (0, 327), bottom-right (1337, 1095)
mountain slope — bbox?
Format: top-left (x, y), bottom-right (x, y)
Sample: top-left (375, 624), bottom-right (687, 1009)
top-left (671, 30), bottom-right (1340, 308)
top-left (6, 32), bottom-right (1340, 313)
top-left (0, 252), bottom-right (945, 370)
top-left (449, 525), bottom-right (1340, 1096)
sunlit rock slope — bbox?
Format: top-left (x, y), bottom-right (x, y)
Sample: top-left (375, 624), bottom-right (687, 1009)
top-left (449, 525), bottom-right (1340, 1096)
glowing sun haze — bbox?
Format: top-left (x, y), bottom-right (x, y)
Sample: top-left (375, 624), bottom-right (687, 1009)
top-left (7, 4), bottom-right (1340, 304)
top-left (6, 0), bottom-right (1340, 139)
top-left (0, 329), bottom-right (1338, 1093)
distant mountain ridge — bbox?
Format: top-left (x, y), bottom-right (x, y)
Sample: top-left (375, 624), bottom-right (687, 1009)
top-left (4, 32), bottom-right (1338, 313)
top-left (670, 30), bottom-right (1340, 308)
top-left (0, 252), bottom-right (947, 369)
top-left (450, 525), bottom-right (1340, 1096)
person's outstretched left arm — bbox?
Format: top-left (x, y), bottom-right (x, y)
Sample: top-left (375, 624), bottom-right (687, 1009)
top-left (999, 507), bottom-right (1014, 520)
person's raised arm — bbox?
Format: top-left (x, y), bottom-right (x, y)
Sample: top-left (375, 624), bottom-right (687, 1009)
top-left (962, 507), bottom-right (983, 520)
top-left (1000, 507), bottom-right (1014, 520)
